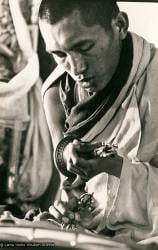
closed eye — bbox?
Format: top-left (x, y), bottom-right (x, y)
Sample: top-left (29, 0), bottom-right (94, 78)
top-left (75, 42), bottom-right (94, 53)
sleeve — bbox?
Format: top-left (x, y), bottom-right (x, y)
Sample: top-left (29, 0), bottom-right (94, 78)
top-left (106, 157), bottom-right (158, 240)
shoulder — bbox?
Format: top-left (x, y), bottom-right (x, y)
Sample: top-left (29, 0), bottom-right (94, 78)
top-left (41, 65), bottom-right (66, 101)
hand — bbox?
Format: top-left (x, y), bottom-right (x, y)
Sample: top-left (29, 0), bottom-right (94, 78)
top-left (63, 140), bottom-right (123, 180)
top-left (49, 188), bottom-right (102, 230)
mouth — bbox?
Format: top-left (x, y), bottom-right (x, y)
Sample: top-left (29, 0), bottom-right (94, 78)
top-left (77, 76), bottom-right (95, 88)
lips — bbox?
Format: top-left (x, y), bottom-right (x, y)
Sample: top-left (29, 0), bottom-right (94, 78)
top-left (81, 76), bottom-right (93, 82)
top-left (82, 81), bottom-right (92, 88)
top-left (77, 76), bottom-right (94, 88)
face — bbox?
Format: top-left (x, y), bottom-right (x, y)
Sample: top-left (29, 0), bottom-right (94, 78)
top-left (39, 10), bottom-right (122, 93)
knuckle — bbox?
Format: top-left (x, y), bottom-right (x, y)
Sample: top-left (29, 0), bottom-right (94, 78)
top-left (73, 139), bottom-right (79, 144)
top-left (62, 216), bottom-right (70, 224)
top-left (67, 164), bottom-right (72, 172)
top-left (66, 142), bottom-right (74, 154)
top-left (72, 158), bottom-right (78, 166)
top-left (54, 200), bottom-right (60, 209)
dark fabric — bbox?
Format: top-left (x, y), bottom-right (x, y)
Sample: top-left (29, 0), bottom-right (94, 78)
top-left (59, 33), bottom-right (133, 138)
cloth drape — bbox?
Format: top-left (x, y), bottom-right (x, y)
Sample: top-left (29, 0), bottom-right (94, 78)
top-left (0, 53), bottom-right (52, 201)
top-left (81, 33), bottom-right (158, 242)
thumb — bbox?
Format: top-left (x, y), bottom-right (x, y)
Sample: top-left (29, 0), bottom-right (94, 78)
top-left (60, 188), bottom-right (70, 203)
top-left (71, 175), bottom-right (84, 189)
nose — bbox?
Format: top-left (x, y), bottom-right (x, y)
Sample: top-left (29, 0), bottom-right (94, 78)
top-left (66, 52), bottom-right (87, 77)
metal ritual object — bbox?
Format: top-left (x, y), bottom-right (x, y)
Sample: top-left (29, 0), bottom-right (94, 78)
top-left (76, 142), bottom-right (118, 159)
top-left (59, 192), bottom-right (95, 231)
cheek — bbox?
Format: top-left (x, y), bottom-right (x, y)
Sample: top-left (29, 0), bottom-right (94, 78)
top-left (98, 46), bottom-right (118, 72)
top-left (87, 50), bottom-right (105, 70)
top-left (96, 45), bottom-right (110, 62)
top-left (91, 52), bottom-right (109, 74)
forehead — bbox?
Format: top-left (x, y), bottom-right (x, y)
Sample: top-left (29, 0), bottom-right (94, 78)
top-left (39, 10), bottom-right (106, 51)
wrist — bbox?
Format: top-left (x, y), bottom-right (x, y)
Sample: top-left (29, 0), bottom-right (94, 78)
top-left (97, 154), bottom-right (123, 178)
top-left (106, 154), bottom-right (123, 178)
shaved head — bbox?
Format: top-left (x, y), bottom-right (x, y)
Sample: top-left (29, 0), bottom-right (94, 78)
top-left (39, 0), bottom-right (120, 30)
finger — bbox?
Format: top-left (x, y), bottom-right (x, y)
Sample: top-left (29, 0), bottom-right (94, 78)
top-left (72, 139), bottom-right (81, 145)
top-left (67, 196), bottom-right (78, 210)
top-left (62, 216), bottom-right (70, 224)
top-left (67, 159), bottom-right (88, 178)
top-left (73, 141), bottom-right (114, 159)
top-left (71, 176), bottom-right (85, 189)
top-left (68, 166), bottom-right (88, 179)
top-left (91, 207), bottom-right (103, 217)
top-left (78, 141), bottom-right (112, 151)
top-left (62, 179), bottom-right (72, 190)
top-left (66, 143), bottom-right (79, 166)
top-left (74, 212), bottom-right (81, 222)
top-left (88, 142), bottom-right (117, 155)
top-left (70, 189), bottom-right (85, 199)
top-left (60, 188), bottom-right (70, 202)
top-left (70, 168), bottom-right (88, 180)
top-left (72, 157), bottom-right (90, 177)
top-left (54, 200), bottom-right (67, 215)
top-left (49, 205), bottom-right (62, 223)
top-left (70, 150), bottom-right (80, 166)
top-left (67, 211), bottom-right (75, 220)
top-left (96, 151), bottom-right (117, 158)
top-left (48, 218), bottom-right (62, 227)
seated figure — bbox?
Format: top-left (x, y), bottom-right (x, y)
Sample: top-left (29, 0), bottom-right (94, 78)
top-left (38, 0), bottom-right (158, 244)
top-left (0, 0), bottom-right (54, 216)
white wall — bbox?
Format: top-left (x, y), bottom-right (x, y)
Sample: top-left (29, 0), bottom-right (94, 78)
top-left (118, 2), bottom-right (158, 46)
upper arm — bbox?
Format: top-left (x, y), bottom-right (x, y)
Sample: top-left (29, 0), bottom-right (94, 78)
top-left (43, 83), bottom-right (66, 149)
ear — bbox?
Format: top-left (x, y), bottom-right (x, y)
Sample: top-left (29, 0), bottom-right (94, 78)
top-left (113, 12), bottom-right (129, 40)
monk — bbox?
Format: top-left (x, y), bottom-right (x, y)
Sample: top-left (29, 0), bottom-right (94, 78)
top-left (39, 0), bottom-right (158, 242)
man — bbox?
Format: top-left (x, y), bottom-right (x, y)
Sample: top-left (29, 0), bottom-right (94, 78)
top-left (39, 0), bottom-right (158, 242)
